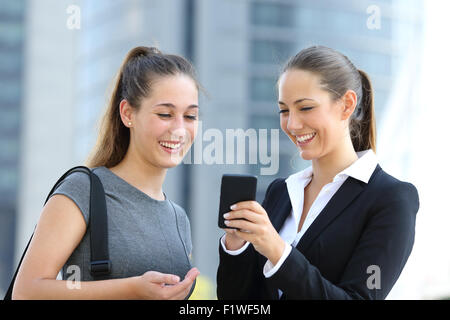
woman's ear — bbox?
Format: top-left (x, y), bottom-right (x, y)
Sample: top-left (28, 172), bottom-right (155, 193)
top-left (119, 99), bottom-right (134, 127)
top-left (341, 90), bottom-right (357, 121)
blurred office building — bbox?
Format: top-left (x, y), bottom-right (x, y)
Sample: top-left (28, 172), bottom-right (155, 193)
top-left (0, 0), bottom-right (26, 296)
top-left (1, 0), bottom-right (429, 299)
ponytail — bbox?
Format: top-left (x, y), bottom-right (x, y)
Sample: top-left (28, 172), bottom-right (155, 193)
top-left (85, 46), bottom-right (199, 168)
top-left (85, 68), bottom-right (128, 168)
top-left (350, 69), bottom-right (377, 153)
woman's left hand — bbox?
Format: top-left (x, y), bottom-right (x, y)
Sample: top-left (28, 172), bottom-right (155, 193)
top-left (223, 200), bottom-right (286, 265)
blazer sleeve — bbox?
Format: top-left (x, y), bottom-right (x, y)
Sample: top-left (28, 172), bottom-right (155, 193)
top-left (266, 181), bottom-right (419, 300)
top-left (216, 178), bottom-right (281, 300)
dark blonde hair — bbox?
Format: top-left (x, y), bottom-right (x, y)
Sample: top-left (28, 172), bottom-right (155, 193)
top-left (86, 46), bottom-right (199, 168)
top-left (281, 45), bottom-right (376, 153)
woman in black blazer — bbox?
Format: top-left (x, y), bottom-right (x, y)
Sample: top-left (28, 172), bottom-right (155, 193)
top-left (217, 46), bottom-right (419, 300)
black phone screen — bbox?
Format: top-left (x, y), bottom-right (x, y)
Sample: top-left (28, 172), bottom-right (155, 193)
top-left (218, 174), bottom-right (257, 229)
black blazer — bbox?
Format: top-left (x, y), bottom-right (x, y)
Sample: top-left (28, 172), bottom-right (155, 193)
top-left (217, 164), bottom-right (419, 300)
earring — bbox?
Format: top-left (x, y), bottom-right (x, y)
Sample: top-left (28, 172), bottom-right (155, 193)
top-left (128, 122), bottom-right (132, 126)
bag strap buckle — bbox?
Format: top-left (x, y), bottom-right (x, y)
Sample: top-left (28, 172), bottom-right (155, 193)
top-left (90, 260), bottom-right (111, 276)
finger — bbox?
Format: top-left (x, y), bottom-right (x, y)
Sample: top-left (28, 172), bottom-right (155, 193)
top-left (171, 268), bottom-right (200, 300)
top-left (224, 218), bottom-right (258, 233)
top-left (160, 279), bottom-right (191, 298)
top-left (171, 283), bottom-right (194, 300)
top-left (184, 267), bottom-right (200, 279)
top-left (230, 200), bottom-right (265, 214)
top-left (233, 228), bottom-right (256, 243)
top-left (224, 209), bottom-right (263, 224)
top-left (163, 268), bottom-right (199, 298)
top-left (147, 271), bottom-right (180, 285)
top-left (167, 268), bottom-right (199, 289)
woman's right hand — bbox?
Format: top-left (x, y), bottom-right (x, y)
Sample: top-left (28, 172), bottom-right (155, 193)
top-left (134, 267), bottom-right (199, 300)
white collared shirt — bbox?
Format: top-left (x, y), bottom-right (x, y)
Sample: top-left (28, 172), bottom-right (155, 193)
top-left (221, 149), bottom-right (378, 296)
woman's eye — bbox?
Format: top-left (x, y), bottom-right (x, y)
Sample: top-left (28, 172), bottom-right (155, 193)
top-left (185, 115), bottom-right (198, 120)
top-left (157, 113), bottom-right (171, 118)
top-left (300, 107), bottom-right (313, 111)
top-left (278, 109), bottom-right (289, 115)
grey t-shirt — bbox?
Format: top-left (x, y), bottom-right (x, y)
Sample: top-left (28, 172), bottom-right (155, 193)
top-left (50, 166), bottom-right (193, 292)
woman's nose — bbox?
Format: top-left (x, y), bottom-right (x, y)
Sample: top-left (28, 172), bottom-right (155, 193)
top-left (286, 114), bottom-right (303, 133)
top-left (170, 115), bottom-right (188, 139)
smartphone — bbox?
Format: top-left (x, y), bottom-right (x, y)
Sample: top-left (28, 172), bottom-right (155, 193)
top-left (218, 174), bottom-right (258, 229)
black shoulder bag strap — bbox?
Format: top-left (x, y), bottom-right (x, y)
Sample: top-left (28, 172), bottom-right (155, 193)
top-left (3, 166), bottom-right (111, 300)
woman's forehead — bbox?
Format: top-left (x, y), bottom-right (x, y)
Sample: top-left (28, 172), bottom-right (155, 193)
top-left (140, 76), bottom-right (198, 108)
top-left (279, 70), bottom-right (327, 101)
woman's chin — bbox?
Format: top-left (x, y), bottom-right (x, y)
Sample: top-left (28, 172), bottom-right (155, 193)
top-left (299, 149), bottom-right (316, 161)
top-left (167, 153), bottom-right (188, 167)
top-left (162, 157), bottom-right (183, 168)
top-left (149, 155), bottom-right (182, 169)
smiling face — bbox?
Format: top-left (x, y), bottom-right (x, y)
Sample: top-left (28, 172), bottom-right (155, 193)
top-left (278, 69), bottom-right (351, 161)
top-left (121, 74), bottom-right (199, 169)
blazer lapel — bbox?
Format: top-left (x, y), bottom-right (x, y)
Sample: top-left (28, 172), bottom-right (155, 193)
top-left (268, 181), bottom-right (292, 233)
top-left (296, 176), bottom-right (365, 253)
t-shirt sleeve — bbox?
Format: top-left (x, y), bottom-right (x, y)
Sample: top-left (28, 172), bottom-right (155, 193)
top-left (49, 171), bottom-right (91, 225)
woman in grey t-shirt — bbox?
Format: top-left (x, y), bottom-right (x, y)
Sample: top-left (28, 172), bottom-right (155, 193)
top-left (12, 46), bottom-right (201, 299)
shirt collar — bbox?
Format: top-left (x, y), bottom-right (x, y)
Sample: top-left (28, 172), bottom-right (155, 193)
top-left (335, 149), bottom-right (378, 184)
top-left (286, 165), bottom-right (313, 188)
top-left (286, 149), bottom-right (378, 185)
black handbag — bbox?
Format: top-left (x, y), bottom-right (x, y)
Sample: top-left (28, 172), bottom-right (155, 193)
top-left (3, 166), bottom-right (111, 300)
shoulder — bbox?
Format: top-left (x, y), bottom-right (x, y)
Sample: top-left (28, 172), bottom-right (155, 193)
top-left (51, 169), bottom-right (92, 201)
top-left (368, 165), bottom-right (420, 213)
top-left (49, 168), bottom-right (93, 224)
top-left (56, 170), bottom-right (91, 191)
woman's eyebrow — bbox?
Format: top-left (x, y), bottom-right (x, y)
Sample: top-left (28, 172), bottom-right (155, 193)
top-left (278, 98), bottom-right (316, 106)
top-left (294, 98), bottom-right (316, 104)
top-left (154, 103), bottom-right (199, 109)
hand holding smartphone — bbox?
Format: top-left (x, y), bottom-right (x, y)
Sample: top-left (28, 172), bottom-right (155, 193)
top-left (218, 174), bottom-right (257, 229)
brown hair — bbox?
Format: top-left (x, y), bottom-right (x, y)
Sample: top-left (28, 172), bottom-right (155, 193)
top-left (280, 45), bottom-right (376, 153)
top-left (85, 46), bottom-right (199, 168)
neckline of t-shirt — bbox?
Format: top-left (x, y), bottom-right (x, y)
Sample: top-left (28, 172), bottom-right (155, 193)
top-left (93, 166), bottom-right (169, 204)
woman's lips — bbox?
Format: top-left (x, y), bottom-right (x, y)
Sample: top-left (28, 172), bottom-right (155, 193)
top-left (296, 132), bottom-right (316, 146)
top-left (159, 140), bottom-right (184, 154)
